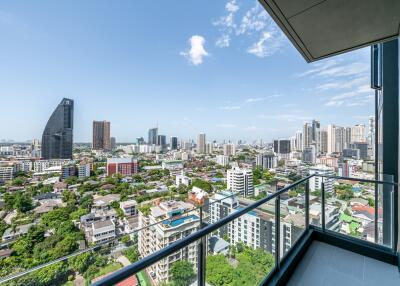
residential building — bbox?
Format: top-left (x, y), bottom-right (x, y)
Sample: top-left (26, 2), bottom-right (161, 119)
top-left (308, 165), bottom-right (335, 193)
top-left (120, 200), bottom-right (138, 217)
top-left (111, 137), bottom-right (116, 151)
top-left (62, 164), bottom-right (76, 180)
top-left (78, 163), bottom-right (91, 179)
top-left (216, 155), bottom-right (230, 166)
top-left (157, 135), bottom-right (166, 147)
top-left (197, 133), bottom-right (206, 154)
top-left (138, 200), bottom-right (200, 283)
top-left (0, 165), bottom-right (14, 183)
top-left (92, 120), bottom-right (111, 151)
top-left (351, 124), bottom-right (366, 143)
top-left (227, 167), bottom-right (254, 197)
top-left (256, 152), bottom-right (277, 170)
top-left (89, 220), bottom-right (116, 244)
top-left (41, 98), bottom-right (74, 159)
top-left (107, 157), bottom-right (138, 176)
top-left (223, 143), bottom-right (236, 156)
top-left (176, 172), bottom-right (192, 187)
top-left (302, 123), bottom-right (313, 150)
top-left (161, 160), bottom-right (183, 176)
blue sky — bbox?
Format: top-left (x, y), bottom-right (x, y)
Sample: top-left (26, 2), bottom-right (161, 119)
top-left (0, 0), bottom-right (373, 143)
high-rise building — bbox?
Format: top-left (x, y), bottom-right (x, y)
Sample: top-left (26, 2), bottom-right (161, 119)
top-left (148, 128), bottom-right (158, 145)
top-left (170, 136), bottom-right (178, 150)
top-left (311, 120), bottom-right (320, 142)
top-left (41, 98), bottom-right (74, 159)
top-left (351, 124), bottom-right (366, 143)
top-left (318, 129), bottom-right (328, 154)
top-left (92, 121), bottom-right (111, 151)
top-left (216, 155), bottom-right (230, 166)
top-left (327, 124), bottom-right (336, 154)
top-left (138, 200), bottom-right (199, 284)
top-left (157, 135), bottom-right (166, 147)
top-left (344, 127), bottom-right (352, 149)
top-left (256, 152), bottom-right (277, 170)
top-left (223, 143), bottom-right (236, 156)
top-left (302, 145), bottom-right (316, 164)
top-left (308, 165), bottom-right (335, 193)
top-left (274, 139), bottom-right (291, 154)
top-left (111, 137), bottom-right (116, 151)
top-left (197, 133), bottom-right (206, 154)
top-left (227, 167), bottom-right (254, 197)
top-left (295, 130), bottom-right (303, 151)
top-left (302, 123), bottom-right (313, 150)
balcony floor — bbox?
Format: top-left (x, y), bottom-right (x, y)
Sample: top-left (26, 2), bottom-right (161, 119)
top-left (287, 241), bottom-right (400, 286)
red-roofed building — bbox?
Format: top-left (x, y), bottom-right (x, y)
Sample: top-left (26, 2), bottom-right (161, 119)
top-left (116, 275), bottom-right (138, 286)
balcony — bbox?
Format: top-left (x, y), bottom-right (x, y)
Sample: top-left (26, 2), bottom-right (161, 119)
top-left (0, 175), bottom-right (398, 285)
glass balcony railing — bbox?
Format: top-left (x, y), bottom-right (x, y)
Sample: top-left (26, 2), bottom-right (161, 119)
top-left (0, 175), bottom-right (397, 286)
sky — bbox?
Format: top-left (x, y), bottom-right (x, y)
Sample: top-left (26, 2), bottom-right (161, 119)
top-left (0, 0), bottom-right (374, 143)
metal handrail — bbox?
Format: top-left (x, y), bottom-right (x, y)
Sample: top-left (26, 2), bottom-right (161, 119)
top-left (0, 190), bottom-right (239, 284)
top-left (0, 174), bottom-right (396, 286)
top-left (91, 175), bottom-right (314, 286)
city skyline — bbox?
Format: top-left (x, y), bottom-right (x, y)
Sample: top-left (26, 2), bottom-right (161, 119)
top-left (0, 1), bottom-right (373, 142)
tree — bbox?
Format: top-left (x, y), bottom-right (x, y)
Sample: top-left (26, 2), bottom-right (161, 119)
top-left (69, 252), bottom-right (92, 274)
top-left (124, 247), bottom-right (139, 263)
top-left (191, 179), bottom-right (212, 192)
top-left (170, 261), bottom-right (195, 286)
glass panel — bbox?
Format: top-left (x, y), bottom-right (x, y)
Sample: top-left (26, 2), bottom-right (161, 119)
top-left (319, 174), bottom-right (394, 248)
top-left (280, 182), bottom-right (307, 260)
top-left (204, 193), bottom-right (275, 286)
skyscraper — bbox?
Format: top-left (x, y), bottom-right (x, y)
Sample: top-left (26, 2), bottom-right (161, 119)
top-left (197, 133), bottom-right (206, 154)
top-left (170, 136), bottom-right (178, 150)
top-left (92, 121), bottom-right (111, 151)
top-left (41, 98), bottom-right (74, 159)
top-left (111, 137), bottom-right (116, 150)
top-left (311, 119), bottom-right (320, 142)
top-left (351, 124), bottom-right (366, 143)
top-left (157, 135), bottom-right (166, 146)
top-left (302, 123), bottom-right (313, 149)
top-left (148, 128), bottom-right (158, 145)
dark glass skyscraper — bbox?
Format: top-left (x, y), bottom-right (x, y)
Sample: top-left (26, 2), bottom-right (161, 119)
top-left (41, 98), bottom-right (74, 159)
top-left (148, 128), bottom-right (158, 145)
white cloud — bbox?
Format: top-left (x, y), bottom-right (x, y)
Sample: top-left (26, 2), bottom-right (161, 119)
top-left (213, 1), bottom-right (285, 57)
top-left (221, 105), bottom-right (241, 110)
top-left (180, 35), bottom-right (209, 65)
top-left (247, 29), bottom-right (284, 58)
top-left (245, 97), bottom-right (265, 103)
top-left (216, 123), bottom-right (237, 128)
top-left (215, 34), bottom-right (231, 48)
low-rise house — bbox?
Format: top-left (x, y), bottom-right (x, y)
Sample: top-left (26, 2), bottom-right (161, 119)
top-left (188, 186), bottom-right (208, 205)
top-left (88, 219), bottom-right (116, 244)
top-left (209, 236), bottom-right (229, 255)
top-left (93, 194), bottom-right (121, 211)
top-left (53, 182), bottom-right (68, 193)
top-left (2, 223), bottom-right (34, 242)
top-left (120, 200), bottom-right (138, 217)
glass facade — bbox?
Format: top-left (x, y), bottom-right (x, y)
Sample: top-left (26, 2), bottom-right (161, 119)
top-left (41, 98), bottom-right (74, 159)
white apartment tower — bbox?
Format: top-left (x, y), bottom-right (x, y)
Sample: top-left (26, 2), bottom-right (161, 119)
top-left (197, 133), bottom-right (206, 154)
top-left (138, 201), bottom-right (200, 283)
top-left (223, 143), bottom-right (236, 156)
top-left (227, 167), bottom-right (254, 197)
top-left (351, 124), bottom-right (366, 143)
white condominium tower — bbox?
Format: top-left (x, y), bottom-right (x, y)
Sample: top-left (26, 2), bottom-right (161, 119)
top-left (197, 133), bottom-right (206, 154)
top-left (227, 167), bottom-right (254, 197)
top-left (138, 200), bottom-right (200, 283)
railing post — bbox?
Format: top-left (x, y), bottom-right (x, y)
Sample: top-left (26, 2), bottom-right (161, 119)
top-left (321, 181), bottom-right (326, 232)
top-left (374, 180), bottom-right (379, 244)
top-left (305, 180), bottom-right (310, 230)
top-left (275, 195), bottom-right (281, 269)
top-left (197, 206), bottom-right (206, 286)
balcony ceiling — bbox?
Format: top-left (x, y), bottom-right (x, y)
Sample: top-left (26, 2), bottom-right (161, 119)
top-left (259, 0), bottom-right (400, 62)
